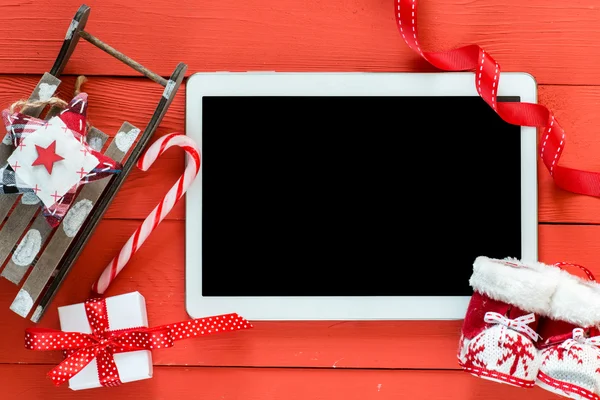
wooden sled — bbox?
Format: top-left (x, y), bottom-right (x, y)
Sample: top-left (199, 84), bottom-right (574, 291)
top-left (0, 4), bottom-right (187, 322)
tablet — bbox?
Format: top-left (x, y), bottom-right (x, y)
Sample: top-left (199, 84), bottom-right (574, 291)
top-left (185, 72), bottom-right (538, 320)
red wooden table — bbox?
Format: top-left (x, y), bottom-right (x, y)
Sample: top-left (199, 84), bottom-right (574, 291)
top-left (1, 0), bottom-right (600, 398)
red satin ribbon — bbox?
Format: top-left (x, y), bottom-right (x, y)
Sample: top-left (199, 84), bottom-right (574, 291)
top-left (395, 0), bottom-right (600, 197)
top-left (24, 298), bottom-right (252, 387)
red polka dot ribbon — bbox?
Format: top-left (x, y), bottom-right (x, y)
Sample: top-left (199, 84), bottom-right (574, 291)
top-left (395, 0), bottom-right (600, 197)
top-left (24, 298), bottom-right (252, 387)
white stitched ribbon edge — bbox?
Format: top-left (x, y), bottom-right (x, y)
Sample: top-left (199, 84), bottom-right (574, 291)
top-left (561, 328), bottom-right (600, 350)
top-left (483, 312), bottom-right (539, 342)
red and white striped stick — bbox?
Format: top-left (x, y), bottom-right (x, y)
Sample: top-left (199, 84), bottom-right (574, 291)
top-left (92, 133), bottom-right (201, 294)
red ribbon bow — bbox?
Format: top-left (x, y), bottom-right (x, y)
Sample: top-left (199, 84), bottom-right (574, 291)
top-left (24, 298), bottom-right (252, 387)
top-left (395, 0), bottom-right (600, 198)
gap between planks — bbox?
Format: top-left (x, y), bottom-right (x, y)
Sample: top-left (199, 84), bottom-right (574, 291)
top-left (0, 0), bottom-right (596, 86)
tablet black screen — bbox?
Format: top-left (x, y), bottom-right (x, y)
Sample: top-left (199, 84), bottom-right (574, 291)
top-left (201, 96), bottom-right (521, 296)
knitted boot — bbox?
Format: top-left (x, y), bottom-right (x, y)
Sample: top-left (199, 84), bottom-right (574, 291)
top-left (536, 264), bottom-right (600, 400)
top-left (458, 256), bottom-right (562, 387)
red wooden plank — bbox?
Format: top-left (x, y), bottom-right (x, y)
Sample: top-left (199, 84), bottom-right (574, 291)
top-left (537, 85), bottom-right (600, 223)
top-left (0, 222), bottom-right (597, 369)
top-left (0, 76), bottom-right (185, 220)
top-left (0, 2), bottom-right (597, 398)
top-left (4, 77), bottom-right (600, 223)
top-left (0, 76), bottom-right (183, 139)
top-left (0, 1), bottom-right (595, 85)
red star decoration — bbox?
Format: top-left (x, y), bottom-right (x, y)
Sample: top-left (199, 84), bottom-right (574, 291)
top-left (1, 92), bottom-right (123, 228)
top-left (32, 140), bottom-right (65, 174)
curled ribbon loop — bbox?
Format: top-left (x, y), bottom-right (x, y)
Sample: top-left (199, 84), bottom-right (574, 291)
top-left (561, 328), bottom-right (600, 350)
top-left (395, 0), bottom-right (600, 198)
top-left (24, 298), bottom-right (252, 387)
top-left (484, 312), bottom-right (539, 342)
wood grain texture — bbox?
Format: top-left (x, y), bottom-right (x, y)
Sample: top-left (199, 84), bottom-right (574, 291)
top-left (0, 76), bottom-right (184, 138)
top-left (0, 193), bottom-right (17, 225)
top-left (0, 201), bottom-right (39, 267)
top-left (537, 85), bottom-right (600, 223)
top-left (0, 141), bottom-right (16, 223)
top-left (0, 365), bottom-right (563, 400)
top-left (0, 222), bottom-right (596, 368)
top-left (0, 0), bottom-right (597, 86)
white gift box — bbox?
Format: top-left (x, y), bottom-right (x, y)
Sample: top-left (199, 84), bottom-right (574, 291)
top-left (57, 292), bottom-right (153, 390)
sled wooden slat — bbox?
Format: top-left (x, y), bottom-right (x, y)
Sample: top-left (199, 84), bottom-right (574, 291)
top-left (9, 122), bottom-right (139, 319)
top-left (1, 211), bottom-right (53, 285)
top-left (0, 200), bottom-right (14, 224)
top-left (0, 162), bottom-right (15, 223)
top-left (0, 143), bottom-right (11, 166)
top-left (84, 127), bottom-right (110, 153)
top-left (0, 200), bottom-right (40, 269)
top-left (0, 202), bottom-right (14, 224)
top-left (0, 73), bottom-right (61, 227)
top-left (0, 127), bottom-right (109, 285)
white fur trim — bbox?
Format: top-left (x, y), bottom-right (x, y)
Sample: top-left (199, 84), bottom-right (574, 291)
top-left (470, 256), bottom-right (562, 315)
top-left (548, 272), bottom-right (600, 327)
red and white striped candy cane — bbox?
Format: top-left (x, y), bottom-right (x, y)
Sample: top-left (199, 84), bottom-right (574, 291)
top-left (92, 133), bottom-right (201, 294)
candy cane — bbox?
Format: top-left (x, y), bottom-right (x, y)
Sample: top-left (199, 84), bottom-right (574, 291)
top-left (92, 133), bottom-right (201, 294)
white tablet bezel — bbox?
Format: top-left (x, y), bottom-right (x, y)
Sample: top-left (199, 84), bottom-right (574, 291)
top-left (185, 72), bottom-right (538, 320)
